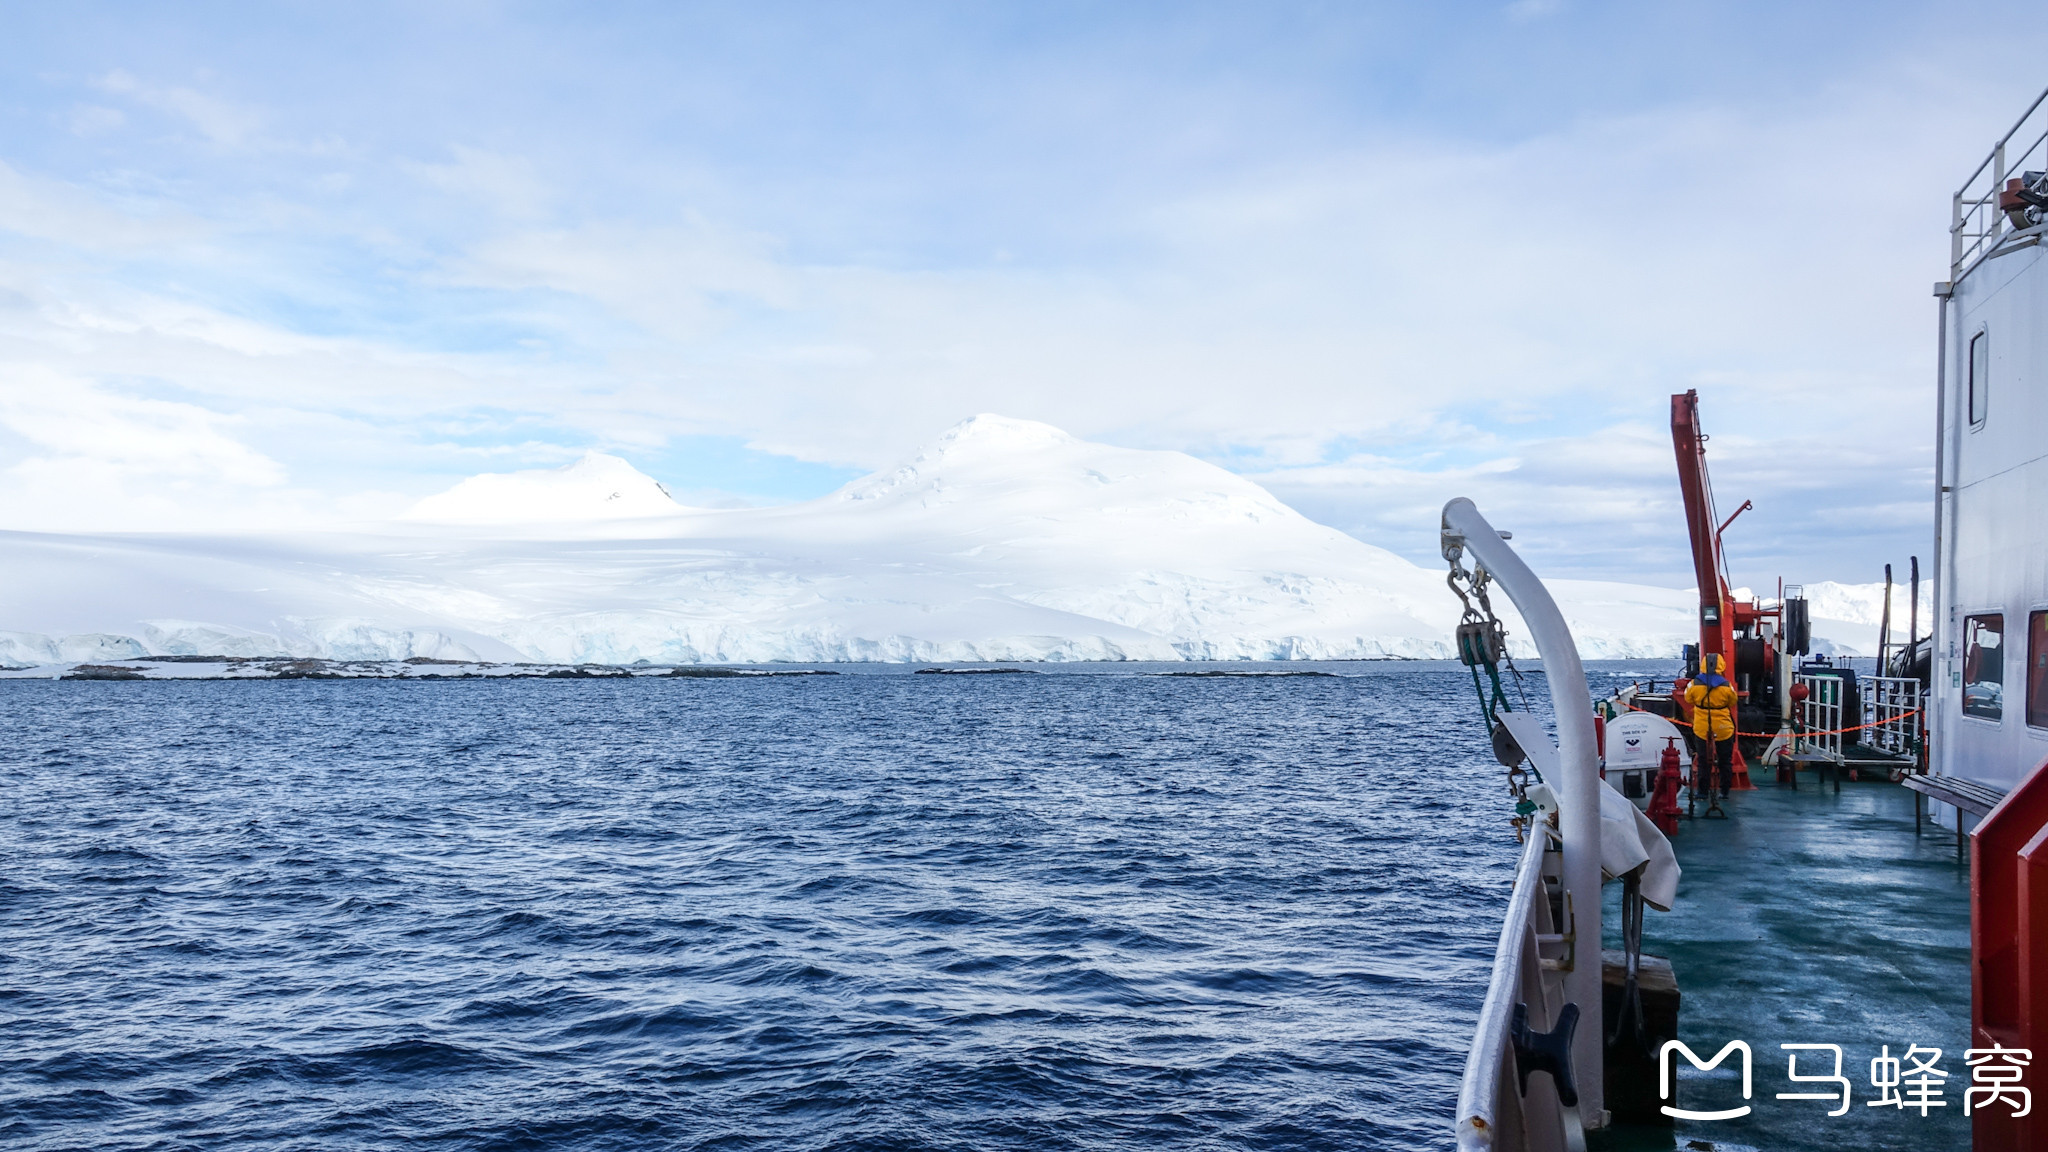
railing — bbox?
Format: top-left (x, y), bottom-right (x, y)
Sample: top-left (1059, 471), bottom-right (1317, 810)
top-left (1455, 825), bottom-right (1584, 1152)
top-left (1951, 86), bottom-right (2048, 281)
top-left (1797, 674), bottom-right (1845, 762)
top-left (1862, 675), bottom-right (1924, 761)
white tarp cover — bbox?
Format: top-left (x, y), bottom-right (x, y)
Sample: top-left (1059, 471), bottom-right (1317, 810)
top-left (1494, 709), bottom-right (1681, 911)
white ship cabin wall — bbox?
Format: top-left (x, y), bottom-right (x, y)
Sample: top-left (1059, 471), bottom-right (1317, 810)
top-left (1935, 150), bottom-right (2048, 822)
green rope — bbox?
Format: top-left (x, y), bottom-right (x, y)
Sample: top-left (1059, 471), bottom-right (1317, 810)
top-left (1486, 659), bottom-right (1513, 717)
top-left (1464, 640), bottom-right (1514, 731)
top-left (1467, 660), bottom-right (1491, 729)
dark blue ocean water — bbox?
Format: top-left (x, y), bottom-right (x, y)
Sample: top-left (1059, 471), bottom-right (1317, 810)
top-left (1, 662), bottom-right (1645, 1151)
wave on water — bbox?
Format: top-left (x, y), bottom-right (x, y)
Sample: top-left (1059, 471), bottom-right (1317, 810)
top-left (0, 662), bottom-right (1650, 1150)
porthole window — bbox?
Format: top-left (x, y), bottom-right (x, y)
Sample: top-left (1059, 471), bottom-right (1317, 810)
top-left (1969, 330), bottom-right (1989, 426)
top-left (1964, 613), bottom-right (2004, 721)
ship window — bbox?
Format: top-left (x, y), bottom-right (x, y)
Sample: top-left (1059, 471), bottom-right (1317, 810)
top-left (1964, 613), bottom-right (2004, 721)
top-left (2030, 612), bottom-right (2048, 728)
top-left (1969, 331), bottom-right (1989, 426)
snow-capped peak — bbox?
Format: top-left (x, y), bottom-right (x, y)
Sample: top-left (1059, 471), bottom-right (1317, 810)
top-left (834, 413), bottom-right (1297, 528)
top-left (924, 413), bottom-right (1080, 458)
top-left (837, 415), bottom-right (1075, 502)
top-left (402, 453), bottom-right (682, 524)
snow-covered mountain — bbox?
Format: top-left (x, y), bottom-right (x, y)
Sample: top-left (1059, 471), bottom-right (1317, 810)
top-left (0, 415), bottom-right (1887, 666)
top-left (402, 452), bottom-right (686, 523)
top-left (1798, 580), bottom-right (1933, 642)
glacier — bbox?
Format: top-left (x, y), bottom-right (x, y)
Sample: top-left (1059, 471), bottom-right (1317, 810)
top-left (0, 415), bottom-right (1902, 667)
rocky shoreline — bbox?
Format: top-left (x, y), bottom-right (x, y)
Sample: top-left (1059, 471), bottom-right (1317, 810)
top-left (4, 657), bottom-right (840, 681)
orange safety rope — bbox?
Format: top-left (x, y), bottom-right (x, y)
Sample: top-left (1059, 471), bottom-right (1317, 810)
top-left (1737, 708), bottom-right (1921, 740)
top-left (1624, 703), bottom-right (1923, 740)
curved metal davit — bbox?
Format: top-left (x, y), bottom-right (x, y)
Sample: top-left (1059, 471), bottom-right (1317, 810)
top-left (1442, 497), bottom-right (1602, 1149)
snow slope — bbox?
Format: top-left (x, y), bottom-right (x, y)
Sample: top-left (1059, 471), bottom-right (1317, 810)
top-left (0, 415), bottom-right (1881, 665)
top-left (1799, 580), bottom-right (1933, 653)
top-left (403, 452), bottom-right (686, 523)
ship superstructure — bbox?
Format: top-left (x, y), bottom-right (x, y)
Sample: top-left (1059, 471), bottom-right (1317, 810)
top-left (1927, 83), bottom-right (2048, 1152)
top-left (1930, 88), bottom-right (2048, 800)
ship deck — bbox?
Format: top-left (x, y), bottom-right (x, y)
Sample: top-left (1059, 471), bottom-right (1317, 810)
top-left (1592, 773), bottom-right (1973, 1152)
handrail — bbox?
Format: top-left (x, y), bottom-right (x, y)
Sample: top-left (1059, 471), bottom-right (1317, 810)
top-left (1954, 87), bottom-right (2048, 199)
top-left (1455, 826), bottom-right (1551, 1149)
top-left (1950, 85), bottom-right (2048, 281)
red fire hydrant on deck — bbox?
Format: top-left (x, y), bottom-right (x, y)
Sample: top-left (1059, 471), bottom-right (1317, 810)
top-left (1648, 737), bottom-right (1685, 836)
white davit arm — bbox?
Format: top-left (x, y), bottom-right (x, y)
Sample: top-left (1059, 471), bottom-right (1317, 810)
top-left (1442, 497), bottom-right (1605, 1129)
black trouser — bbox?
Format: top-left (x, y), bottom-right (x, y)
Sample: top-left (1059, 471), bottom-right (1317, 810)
top-left (1710, 736), bottom-right (1733, 796)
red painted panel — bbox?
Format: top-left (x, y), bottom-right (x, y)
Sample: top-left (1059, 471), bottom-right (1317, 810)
top-left (1972, 756), bottom-right (2048, 1150)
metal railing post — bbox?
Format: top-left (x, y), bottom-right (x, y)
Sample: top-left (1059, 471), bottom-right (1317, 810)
top-left (1953, 191), bottom-right (1966, 279)
top-left (1993, 141), bottom-right (2007, 246)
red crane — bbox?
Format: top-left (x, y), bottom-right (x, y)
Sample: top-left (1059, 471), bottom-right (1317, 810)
top-left (1670, 389), bottom-right (1765, 790)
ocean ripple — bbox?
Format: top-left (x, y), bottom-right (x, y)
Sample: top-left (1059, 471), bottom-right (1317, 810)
top-left (0, 662), bottom-right (1617, 1150)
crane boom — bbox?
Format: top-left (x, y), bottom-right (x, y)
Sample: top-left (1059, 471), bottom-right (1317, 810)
top-left (1671, 389), bottom-right (1733, 662)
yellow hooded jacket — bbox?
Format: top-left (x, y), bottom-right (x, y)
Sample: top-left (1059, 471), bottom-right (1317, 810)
top-left (1684, 653), bottom-right (1738, 741)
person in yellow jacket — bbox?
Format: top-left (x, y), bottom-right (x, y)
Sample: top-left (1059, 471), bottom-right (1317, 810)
top-left (1685, 652), bottom-right (1739, 797)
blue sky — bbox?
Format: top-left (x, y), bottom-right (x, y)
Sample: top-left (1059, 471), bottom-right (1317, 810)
top-left (0, 2), bottom-right (2044, 585)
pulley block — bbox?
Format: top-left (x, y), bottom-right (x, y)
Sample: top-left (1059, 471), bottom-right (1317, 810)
top-left (1456, 619), bottom-right (1506, 667)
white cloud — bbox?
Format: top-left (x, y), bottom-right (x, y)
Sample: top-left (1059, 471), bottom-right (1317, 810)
top-left (0, 367), bottom-right (303, 530)
top-left (1, 375), bottom-right (279, 481)
top-left (396, 81), bottom-right (1952, 507)
top-left (0, 161), bottom-right (196, 249)
top-left (97, 70), bottom-right (265, 147)
top-left (0, 45), bottom-right (2021, 583)
top-left (66, 105), bottom-right (126, 137)
top-left (410, 146), bottom-right (556, 221)
top-left (1506, 0), bottom-right (1563, 22)
top-left (452, 218), bottom-right (796, 342)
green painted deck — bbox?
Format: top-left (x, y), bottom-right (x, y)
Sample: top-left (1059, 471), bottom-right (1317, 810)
top-left (1592, 774), bottom-right (1974, 1152)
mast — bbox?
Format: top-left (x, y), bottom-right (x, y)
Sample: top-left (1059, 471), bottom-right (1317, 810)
top-left (1879, 564), bottom-right (1894, 673)
top-left (1908, 555), bottom-right (1920, 652)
